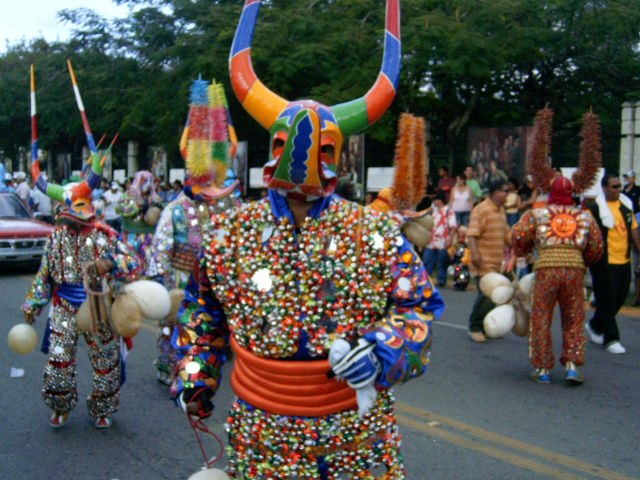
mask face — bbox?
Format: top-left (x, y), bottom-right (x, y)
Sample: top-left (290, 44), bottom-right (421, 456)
top-left (263, 101), bottom-right (342, 200)
top-left (56, 182), bottom-right (96, 226)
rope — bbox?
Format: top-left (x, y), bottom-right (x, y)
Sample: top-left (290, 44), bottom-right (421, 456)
top-left (186, 388), bottom-right (225, 468)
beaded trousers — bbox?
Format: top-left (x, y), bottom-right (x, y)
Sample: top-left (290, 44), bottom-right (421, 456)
top-left (42, 296), bottom-right (121, 418)
top-left (529, 268), bottom-right (586, 369)
top-left (225, 392), bottom-right (405, 479)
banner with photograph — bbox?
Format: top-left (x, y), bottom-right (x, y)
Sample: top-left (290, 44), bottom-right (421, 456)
top-left (467, 126), bottom-right (536, 185)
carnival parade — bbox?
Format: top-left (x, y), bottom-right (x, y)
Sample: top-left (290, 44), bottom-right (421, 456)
top-left (1, 1), bottom-right (640, 479)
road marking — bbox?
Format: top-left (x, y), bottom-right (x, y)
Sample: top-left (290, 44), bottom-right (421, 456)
top-left (397, 402), bottom-right (637, 480)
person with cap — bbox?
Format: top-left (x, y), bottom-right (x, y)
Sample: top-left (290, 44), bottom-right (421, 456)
top-left (14, 171), bottom-right (31, 205)
top-left (512, 107), bottom-right (604, 384)
top-left (0, 164), bottom-right (16, 193)
top-left (171, 2), bottom-right (445, 478)
top-left (103, 181), bottom-right (123, 231)
top-left (587, 171), bottom-right (640, 354)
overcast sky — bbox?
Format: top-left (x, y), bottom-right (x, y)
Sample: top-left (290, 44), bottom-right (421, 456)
top-left (0, 0), bottom-right (130, 53)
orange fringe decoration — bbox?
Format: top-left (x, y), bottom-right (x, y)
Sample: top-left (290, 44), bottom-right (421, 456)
top-left (528, 106), bottom-right (555, 192)
top-left (412, 116), bottom-right (428, 206)
top-left (391, 113), bottom-right (416, 210)
top-left (572, 108), bottom-right (602, 193)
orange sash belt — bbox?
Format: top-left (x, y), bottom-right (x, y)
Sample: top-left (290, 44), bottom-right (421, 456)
top-left (230, 336), bottom-right (357, 417)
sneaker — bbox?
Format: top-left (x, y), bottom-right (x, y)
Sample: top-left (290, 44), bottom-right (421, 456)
top-left (94, 417), bottom-right (112, 429)
top-left (584, 322), bottom-right (603, 345)
top-left (605, 341), bottom-right (626, 354)
top-left (468, 331), bottom-right (486, 343)
top-left (530, 368), bottom-right (551, 384)
top-left (49, 411), bottom-right (69, 428)
top-left (564, 362), bottom-right (584, 385)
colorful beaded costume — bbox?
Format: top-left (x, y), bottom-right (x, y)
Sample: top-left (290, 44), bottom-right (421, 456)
top-left (170, 1), bottom-right (446, 478)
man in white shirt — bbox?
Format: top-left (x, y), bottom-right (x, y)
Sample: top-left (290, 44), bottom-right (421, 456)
top-left (30, 176), bottom-right (53, 223)
top-left (103, 181), bottom-right (123, 231)
top-left (14, 172), bottom-right (31, 205)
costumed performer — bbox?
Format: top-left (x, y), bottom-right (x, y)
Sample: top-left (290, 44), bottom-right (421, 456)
top-left (512, 106), bottom-right (604, 384)
top-left (146, 78), bottom-right (239, 386)
top-left (22, 63), bottom-right (142, 428)
top-left (172, 1), bottom-right (445, 478)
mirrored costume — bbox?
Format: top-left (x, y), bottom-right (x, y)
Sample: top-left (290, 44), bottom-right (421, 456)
top-left (171, 2), bottom-right (445, 478)
top-left (22, 63), bottom-right (142, 426)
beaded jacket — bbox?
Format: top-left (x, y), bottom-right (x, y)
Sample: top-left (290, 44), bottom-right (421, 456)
top-left (512, 205), bottom-right (604, 270)
top-left (171, 191), bottom-right (445, 398)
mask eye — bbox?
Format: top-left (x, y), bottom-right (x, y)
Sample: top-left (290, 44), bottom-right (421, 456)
top-left (321, 144), bottom-right (335, 159)
top-left (272, 137), bottom-right (285, 157)
top-left (74, 201), bottom-right (87, 209)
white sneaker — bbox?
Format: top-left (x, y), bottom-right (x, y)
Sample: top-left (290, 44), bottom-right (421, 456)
top-left (585, 322), bottom-right (603, 345)
top-left (605, 341), bottom-right (626, 354)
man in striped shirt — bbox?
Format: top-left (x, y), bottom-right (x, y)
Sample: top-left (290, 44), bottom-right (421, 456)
top-left (466, 179), bottom-right (511, 342)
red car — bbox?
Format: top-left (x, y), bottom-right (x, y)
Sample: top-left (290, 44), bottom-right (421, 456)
top-left (0, 192), bottom-right (54, 264)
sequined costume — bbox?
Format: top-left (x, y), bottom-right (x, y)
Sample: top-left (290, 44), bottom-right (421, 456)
top-left (172, 192), bottom-right (445, 479)
top-left (513, 205), bottom-right (603, 368)
top-left (146, 191), bottom-right (233, 382)
top-left (23, 223), bottom-right (142, 418)
top-left (24, 61), bottom-right (142, 427)
top-left (116, 170), bottom-right (163, 268)
top-left (512, 107), bottom-right (604, 379)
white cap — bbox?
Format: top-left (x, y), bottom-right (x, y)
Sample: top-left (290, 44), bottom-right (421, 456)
top-left (624, 170), bottom-right (636, 178)
top-left (111, 181), bottom-right (119, 189)
top-left (13, 171), bottom-right (27, 181)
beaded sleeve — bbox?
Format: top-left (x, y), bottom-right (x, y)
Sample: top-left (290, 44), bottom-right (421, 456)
top-left (22, 236), bottom-right (54, 317)
top-left (362, 236), bottom-right (445, 388)
top-left (582, 215), bottom-right (605, 267)
top-left (511, 209), bottom-right (536, 257)
top-left (96, 224), bottom-right (144, 282)
top-left (146, 203), bottom-right (175, 280)
top-left (169, 257), bottom-right (229, 404)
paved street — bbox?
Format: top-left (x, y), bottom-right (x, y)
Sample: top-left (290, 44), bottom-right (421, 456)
top-left (1, 263), bottom-right (639, 480)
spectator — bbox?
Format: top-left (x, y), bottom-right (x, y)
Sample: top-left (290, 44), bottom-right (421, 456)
top-left (466, 178), bottom-right (511, 343)
top-left (103, 181), bottom-right (123, 231)
top-left (622, 170), bottom-right (640, 211)
top-left (487, 160), bottom-right (508, 185)
top-left (169, 180), bottom-right (183, 201)
top-left (464, 166), bottom-right (483, 202)
top-left (586, 172), bottom-right (640, 354)
top-left (622, 170), bottom-right (640, 305)
top-left (14, 172), bottom-right (31, 205)
top-left (450, 173), bottom-right (473, 226)
top-left (437, 167), bottom-right (456, 203)
top-left (504, 177), bottom-right (520, 227)
top-left (423, 191), bottom-right (457, 287)
top-left (30, 175), bottom-right (53, 224)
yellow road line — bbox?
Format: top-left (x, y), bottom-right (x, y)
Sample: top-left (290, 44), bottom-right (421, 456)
top-left (397, 414), bottom-right (587, 480)
top-left (397, 402), bottom-right (637, 480)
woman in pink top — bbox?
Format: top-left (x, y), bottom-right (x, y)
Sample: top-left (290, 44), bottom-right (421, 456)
top-left (450, 173), bottom-right (474, 226)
